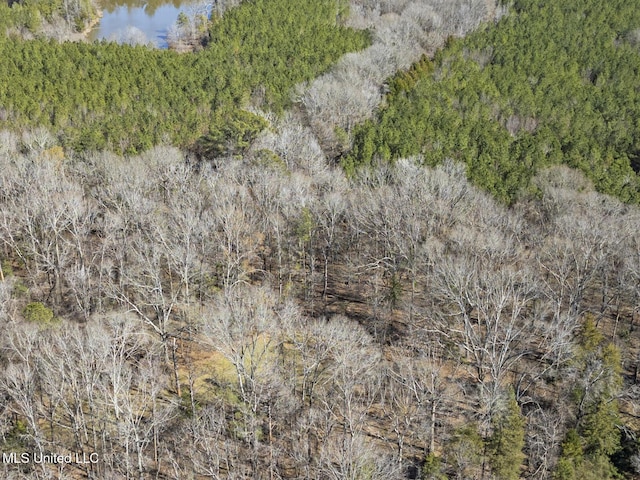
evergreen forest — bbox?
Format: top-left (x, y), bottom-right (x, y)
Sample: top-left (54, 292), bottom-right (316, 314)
top-left (0, 0), bottom-right (368, 154)
top-left (0, 0), bottom-right (98, 34)
top-left (346, 0), bottom-right (640, 204)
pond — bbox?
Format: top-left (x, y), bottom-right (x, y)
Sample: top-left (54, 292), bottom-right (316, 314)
top-left (89, 0), bottom-right (207, 48)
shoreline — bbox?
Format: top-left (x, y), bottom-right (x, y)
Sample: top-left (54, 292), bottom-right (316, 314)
top-left (67, 9), bottom-right (103, 43)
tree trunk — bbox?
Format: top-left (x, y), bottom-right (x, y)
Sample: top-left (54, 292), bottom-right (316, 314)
top-left (171, 337), bottom-right (181, 398)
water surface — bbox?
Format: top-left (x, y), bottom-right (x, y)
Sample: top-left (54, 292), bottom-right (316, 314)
top-left (90, 0), bottom-right (203, 48)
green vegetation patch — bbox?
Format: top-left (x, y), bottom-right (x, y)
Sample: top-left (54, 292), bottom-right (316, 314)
top-left (0, 0), bottom-right (369, 155)
top-left (22, 301), bottom-right (54, 324)
top-left (0, 0), bottom-right (99, 33)
top-left (345, 0), bottom-right (640, 204)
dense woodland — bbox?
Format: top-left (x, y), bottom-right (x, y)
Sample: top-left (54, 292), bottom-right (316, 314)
top-left (0, 0), bottom-right (368, 154)
top-left (346, 0), bottom-right (640, 204)
top-left (1, 0), bottom-right (640, 479)
top-left (0, 0), bottom-right (98, 37)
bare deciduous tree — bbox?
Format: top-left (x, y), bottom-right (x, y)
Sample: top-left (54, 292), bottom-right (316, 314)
top-left (431, 241), bottom-right (538, 421)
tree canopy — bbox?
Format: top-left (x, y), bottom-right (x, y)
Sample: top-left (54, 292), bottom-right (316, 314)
top-left (0, 0), bottom-right (369, 154)
top-left (345, 0), bottom-right (640, 204)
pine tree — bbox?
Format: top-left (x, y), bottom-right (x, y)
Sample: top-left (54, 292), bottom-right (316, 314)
top-left (489, 390), bottom-right (526, 480)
